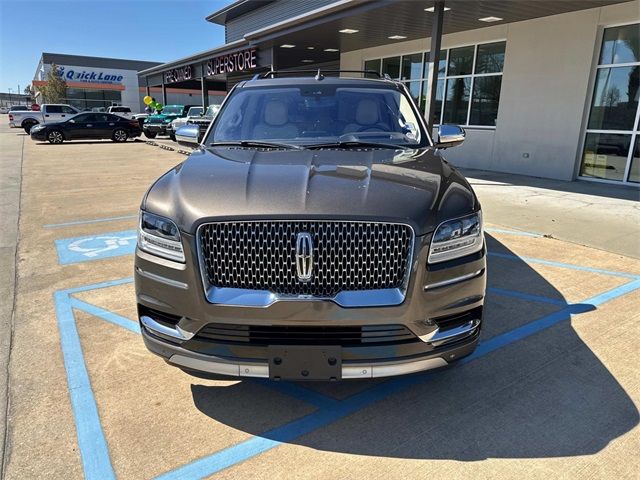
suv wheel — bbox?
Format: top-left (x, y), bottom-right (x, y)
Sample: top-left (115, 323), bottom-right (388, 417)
top-left (23, 121), bottom-right (37, 134)
top-left (112, 129), bottom-right (128, 142)
top-left (144, 131), bottom-right (157, 139)
top-left (47, 130), bottom-right (64, 144)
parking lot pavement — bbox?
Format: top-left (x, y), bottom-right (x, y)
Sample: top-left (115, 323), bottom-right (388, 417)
top-left (2, 122), bottom-right (640, 479)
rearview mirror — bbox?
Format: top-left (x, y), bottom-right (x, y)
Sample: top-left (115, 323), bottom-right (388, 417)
top-left (435, 124), bottom-right (465, 149)
top-left (175, 124), bottom-right (200, 147)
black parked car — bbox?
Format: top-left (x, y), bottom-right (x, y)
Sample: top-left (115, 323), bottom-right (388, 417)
top-left (30, 112), bottom-right (142, 144)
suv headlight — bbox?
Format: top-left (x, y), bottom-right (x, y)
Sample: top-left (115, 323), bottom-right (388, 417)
top-left (428, 212), bottom-right (483, 264)
top-left (138, 212), bottom-right (185, 262)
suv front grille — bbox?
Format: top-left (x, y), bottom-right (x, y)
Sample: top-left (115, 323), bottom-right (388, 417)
top-left (198, 221), bottom-right (413, 298)
top-left (194, 323), bottom-right (417, 346)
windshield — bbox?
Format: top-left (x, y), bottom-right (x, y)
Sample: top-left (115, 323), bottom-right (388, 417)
top-left (162, 106), bottom-right (183, 115)
top-left (207, 85), bottom-right (425, 148)
top-left (187, 107), bottom-right (204, 116)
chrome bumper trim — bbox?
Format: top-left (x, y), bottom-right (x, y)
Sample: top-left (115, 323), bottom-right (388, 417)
top-left (204, 286), bottom-right (406, 308)
top-left (136, 267), bottom-right (188, 289)
top-left (424, 269), bottom-right (484, 291)
top-left (168, 354), bottom-right (448, 379)
top-left (418, 319), bottom-right (481, 345)
top-left (140, 315), bottom-right (194, 341)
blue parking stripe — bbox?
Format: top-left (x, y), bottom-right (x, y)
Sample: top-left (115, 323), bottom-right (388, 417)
top-left (70, 298), bottom-right (141, 335)
top-left (64, 277), bottom-right (133, 295)
top-left (488, 287), bottom-right (568, 306)
top-left (488, 252), bottom-right (640, 279)
top-left (54, 291), bottom-right (116, 480)
top-left (44, 214), bottom-right (138, 228)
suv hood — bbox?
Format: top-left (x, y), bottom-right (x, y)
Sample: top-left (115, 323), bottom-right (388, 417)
top-left (143, 147), bottom-right (478, 236)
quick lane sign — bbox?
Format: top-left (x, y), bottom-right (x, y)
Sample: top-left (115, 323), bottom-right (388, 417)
top-left (206, 48), bottom-right (258, 76)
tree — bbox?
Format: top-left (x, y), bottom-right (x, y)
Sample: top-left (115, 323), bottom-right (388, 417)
top-left (37, 63), bottom-right (67, 103)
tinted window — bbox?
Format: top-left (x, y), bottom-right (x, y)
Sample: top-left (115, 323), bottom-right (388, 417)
top-left (448, 46), bottom-right (474, 76)
top-left (62, 106), bottom-right (77, 114)
top-left (475, 42), bottom-right (506, 74)
top-left (580, 133), bottom-right (631, 181)
top-left (46, 105), bottom-right (63, 113)
top-left (72, 113), bottom-right (94, 122)
top-left (382, 57), bottom-right (401, 79)
top-left (600, 24), bottom-right (640, 64)
top-left (107, 114), bottom-right (122, 122)
top-left (364, 59), bottom-right (381, 77)
top-left (470, 75), bottom-right (503, 126)
top-left (587, 66), bottom-right (639, 131)
top-left (111, 107), bottom-right (130, 112)
top-left (401, 53), bottom-right (423, 81)
top-left (443, 77), bottom-right (471, 124)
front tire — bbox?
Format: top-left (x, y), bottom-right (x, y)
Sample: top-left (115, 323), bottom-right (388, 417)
top-left (47, 130), bottom-right (64, 144)
top-left (23, 120), bottom-right (38, 134)
top-left (112, 129), bottom-right (128, 142)
top-left (169, 133), bottom-right (176, 142)
top-left (144, 131), bottom-right (157, 139)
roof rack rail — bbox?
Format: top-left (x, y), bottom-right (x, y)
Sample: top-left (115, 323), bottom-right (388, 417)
top-left (254, 69), bottom-right (383, 80)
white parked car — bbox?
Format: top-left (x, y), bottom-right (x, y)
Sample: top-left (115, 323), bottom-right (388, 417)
top-left (0, 106), bottom-right (10, 114)
top-left (9, 104), bottom-right (79, 133)
top-left (107, 106), bottom-right (133, 118)
top-left (168, 106), bottom-right (204, 141)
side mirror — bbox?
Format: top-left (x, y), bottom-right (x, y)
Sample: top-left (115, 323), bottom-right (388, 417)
top-left (175, 124), bottom-right (200, 147)
top-left (435, 124), bottom-right (465, 149)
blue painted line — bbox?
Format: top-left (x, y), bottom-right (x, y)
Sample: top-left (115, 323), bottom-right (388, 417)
top-left (485, 227), bottom-right (541, 237)
top-left (488, 252), bottom-right (640, 279)
top-left (70, 298), bottom-right (141, 335)
top-left (44, 215), bottom-right (138, 229)
top-left (488, 287), bottom-right (568, 306)
top-left (64, 277), bottom-right (134, 295)
top-left (54, 290), bottom-right (116, 480)
top-left (55, 229), bottom-right (137, 265)
top-left (157, 277), bottom-right (640, 479)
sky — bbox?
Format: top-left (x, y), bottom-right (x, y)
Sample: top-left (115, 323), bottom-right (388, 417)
top-left (0, 0), bottom-right (234, 93)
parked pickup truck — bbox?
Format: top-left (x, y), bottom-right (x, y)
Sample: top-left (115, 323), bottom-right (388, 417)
top-left (185, 104), bottom-right (221, 142)
top-left (9, 104), bottom-right (80, 133)
top-left (142, 105), bottom-right (195, 139)
top-left (167, 106), bottom-right (204, 141)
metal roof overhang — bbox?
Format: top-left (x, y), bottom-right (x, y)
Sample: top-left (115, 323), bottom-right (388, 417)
top-left (245, 0), bottom-right (631, 56)
top-left (140, 0), bottom-right (631, 80)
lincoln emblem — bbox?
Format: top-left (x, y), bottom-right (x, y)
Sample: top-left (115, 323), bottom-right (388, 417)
top-left (295, 232), bottom-right (314, 282)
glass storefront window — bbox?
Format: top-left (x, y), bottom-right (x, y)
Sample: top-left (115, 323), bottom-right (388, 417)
top-left (587, 66), bottom-right (639, 131)
top-left (382, 56), bottom-right (400, 79)
top-left (423, 50), bottom-right (447, 78)
top-left (401, 53), bottom-right (423, 81)
top-left (364, 59), bottom-right (381, 76)
top-left (470, 75), bottom-right (502, 126)
top-left (368, 41), bottom-right (505, 126)
top-left (580, 133), bottom-right (631, 181)
top-left (599, 23), bottom-right (640, 64)
top-left (475, 42), bottom-right (506, 74)
top-left (443, 77), bottom-right (470, 124)
top-left (581, 23), bottom-right (640, 184)
top-left (448, 46), bottom-right (474, 76)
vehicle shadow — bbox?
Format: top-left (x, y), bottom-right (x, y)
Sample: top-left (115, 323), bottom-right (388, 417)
top-left (33, 140), bottom-right (139, 145)
top-left (189, 234), bottom-right (638, 460)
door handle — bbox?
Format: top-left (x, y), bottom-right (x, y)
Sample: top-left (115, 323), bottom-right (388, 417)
top-left (108, 123), bottom-right (114, 126)
top-left (61, 115), bottom-right (66, 118)
top-left (86, 124), bottom-right (93, 127)
top-left (45, 114), bottom-right (49, 117)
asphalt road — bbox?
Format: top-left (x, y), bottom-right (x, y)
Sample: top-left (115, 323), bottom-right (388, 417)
top-left (1, 121), bottom-right (639, 479)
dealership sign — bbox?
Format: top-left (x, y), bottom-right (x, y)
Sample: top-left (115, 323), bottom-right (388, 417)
top-left (206, 48), bottom-right (258, 76)
top-left (164, 65), bottom-right (193, 84)
top-left (55, 65), bottom-right (124, 84)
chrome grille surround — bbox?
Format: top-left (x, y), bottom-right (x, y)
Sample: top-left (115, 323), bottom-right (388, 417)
top-left (197, 220), bottom-right (415, 308)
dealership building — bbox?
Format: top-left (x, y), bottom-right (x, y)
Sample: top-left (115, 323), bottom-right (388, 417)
top-left (137, 0), bottom-right (639, 186)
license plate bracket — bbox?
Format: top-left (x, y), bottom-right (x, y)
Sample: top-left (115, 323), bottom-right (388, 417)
top-left (268, 345), bottom-right (342, 381)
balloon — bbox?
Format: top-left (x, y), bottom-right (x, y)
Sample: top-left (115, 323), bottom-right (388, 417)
top-left (156, 103), bottom-right (163, 111)
top-left (149, 101), bottom-right (157, 109)
top-left (143, 95), bottom-right (153, 105)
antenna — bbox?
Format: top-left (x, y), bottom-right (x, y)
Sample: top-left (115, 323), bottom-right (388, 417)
top-left (315, 69), bottom-right (324, 81)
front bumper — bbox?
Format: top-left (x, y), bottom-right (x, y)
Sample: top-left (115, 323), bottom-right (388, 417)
top-left (143, 123), bottom-right (169, 135)
top-left (30, 129), bottom-right (47, 141)
top-left (135, 232), bottom-right (486, 380)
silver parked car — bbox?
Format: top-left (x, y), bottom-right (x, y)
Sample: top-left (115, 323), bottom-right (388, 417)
top-left (168, 106), bottom-right (204, 141)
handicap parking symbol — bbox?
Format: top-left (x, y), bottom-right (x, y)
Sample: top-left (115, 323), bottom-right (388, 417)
top-left (55, 230), bottom-right (137, 264)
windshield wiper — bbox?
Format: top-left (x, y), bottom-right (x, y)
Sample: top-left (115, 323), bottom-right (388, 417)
top-left (304, 140), bottom-right (412, 150)
top-left (209, 140), bottom-right (303, 150)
